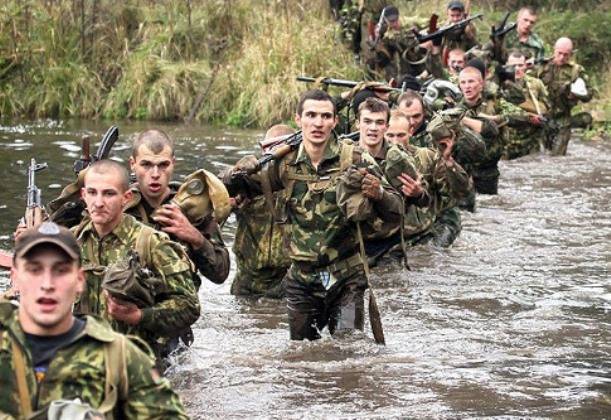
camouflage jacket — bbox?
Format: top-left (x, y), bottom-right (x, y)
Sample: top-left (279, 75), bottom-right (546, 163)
top-left (125, 182), bottom-right (230, 287)
top-left (504, 30), bottom-right (545, 62)
top-left (232, 191), bottom-right (291, 292)
top-left (536, 61), bottom-right (592, 118)
top-left (232, 138), bottom-right (402, 275)
top-left (0, 302), bottom-right (188, 419)
top-left (72, 214), bottom-right (200, 351)
top-left (458, 97), bottom-right (504, 168)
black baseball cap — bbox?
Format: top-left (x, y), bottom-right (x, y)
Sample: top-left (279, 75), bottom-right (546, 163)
top-left (447, 0), bottom-right (465, 11)
top-left (14, 222), bottom-right (80, 262)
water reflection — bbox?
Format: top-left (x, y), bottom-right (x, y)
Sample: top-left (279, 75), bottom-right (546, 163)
top-left (0, 120), bottom-right (609, 418)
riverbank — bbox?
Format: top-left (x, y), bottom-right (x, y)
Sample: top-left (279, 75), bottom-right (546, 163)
top-left (0, 0), bottom-right (609, 128)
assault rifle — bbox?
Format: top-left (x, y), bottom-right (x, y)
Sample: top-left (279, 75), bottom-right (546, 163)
top-left (25, 158), bottom-right (48, 228)
top-left (414, 13), bottom-right (483, 44)
top-left (297, 76), bottom-right (402, 93)
top-left (250, 131), bottom-right (303, 174)
top-left (369, 6), bottom-right (389, 49)
top-left (338, 131), bottom-right (359, 142)
top-left (491, 12), bottom-right (516, 39)
top-left (73, 125), bottom-right (119, 174)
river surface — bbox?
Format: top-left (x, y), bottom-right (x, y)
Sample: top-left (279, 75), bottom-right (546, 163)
top-left (0, 120), bottom-right (609, 419)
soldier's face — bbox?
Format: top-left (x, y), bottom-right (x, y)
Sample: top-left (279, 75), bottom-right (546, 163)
top-left (385, 117), bottom-right (411, 147)
top-left (12, 246), bottom-right (84, 335)
top-left (459, 70), bottom-right (484, 103)
top-left (553, 45), bottom-right (572, 66)
top-left (507, 55), bottom-right (526, 79)
top-left (357, 109), bottom-right (388, 151)
top-left (448, 52), bottom-right (465, 74)
top-left (82, 171), bottom-right (132, 232)
top-left (448, 8), bottom-right (464, 23)
top-left (517, 11), bottom-right (537, 35)
top-left (130, 145), bottom-right (175, 201)
top-left (295, 99), bottom-right (337, 148)
top-left (397, 100), bottom-right (425, 132)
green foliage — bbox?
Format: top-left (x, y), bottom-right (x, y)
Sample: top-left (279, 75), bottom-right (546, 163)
top-left (0, 0), bottom-right (608, 126)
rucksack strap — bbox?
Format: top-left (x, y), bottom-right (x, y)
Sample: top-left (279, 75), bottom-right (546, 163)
top-left (11, 338), bottom-right (33, 416)
top-left (98, 335), bottom-right (129, 416)
top-left (134, 225), bottom-right (155, 268)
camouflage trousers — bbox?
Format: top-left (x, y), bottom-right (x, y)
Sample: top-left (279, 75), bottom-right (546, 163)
top-left (428, 207), bottom-right (462, 247)
top-left (473, 163), bottom-right (500, 195)
top-left (550, 125), bottom-right (571, 156)
top-left (230, 265), bottom-right (289, 299)
top-left (504, 130), bottom-right (542, 160)
top-left (285, 258), bottom-right (367, 340)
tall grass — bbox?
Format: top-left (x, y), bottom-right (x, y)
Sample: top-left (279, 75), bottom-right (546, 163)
top-left (0, 0), bottom-right (608, 127)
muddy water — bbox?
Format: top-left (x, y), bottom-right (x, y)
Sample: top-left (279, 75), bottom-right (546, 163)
top-left (0, 120), bottom-right (609, 418)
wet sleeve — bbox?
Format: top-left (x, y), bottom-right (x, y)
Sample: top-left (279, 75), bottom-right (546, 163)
top-left (139, 239), bottom-right (200, 336)
top-left (122, 338), bottom-right (189, 419)
top-left (362, 153), bottom-right (403, 223)
top-left (188, 219), bottom-right (230, 285)
top-left (434, 157), bottom-right (473, 202)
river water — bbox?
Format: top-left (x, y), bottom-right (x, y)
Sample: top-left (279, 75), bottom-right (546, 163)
top-left (0, 120), bottom-right (609, 418)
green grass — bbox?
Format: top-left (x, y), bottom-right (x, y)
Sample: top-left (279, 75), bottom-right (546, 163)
top-left (0, 0), bottom-right (608, 127)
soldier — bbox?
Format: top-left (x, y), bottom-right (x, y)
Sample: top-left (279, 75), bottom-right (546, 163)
top-left (536, 37), bottom-right (592, 156)
top-left (504, 7), bottom-right (545, 65)
top-left (442, 1), bottom-right (478, 55)
top-left (368, 6), bottom-right (438, 82)
top-left (447, 48), bottom-right (466, 79)
top-left (73, 160), bottom-right (200, 361)
top-left (230, 125), bottom-right (292, 298)
top-left (387, 109), bottom-right (473, 247)
top-left (1, 222), bottom-right (188, 418)
top-left (126, 129), bottom-right (230, 288)
top-left (457, 66), bottom-right (503, 194)
top-left (225, 90), bottom-right (402, 341)
top-left (397, 90), bottom-right (429, 148)
top-left (503, 49), bottom-right (551, 159)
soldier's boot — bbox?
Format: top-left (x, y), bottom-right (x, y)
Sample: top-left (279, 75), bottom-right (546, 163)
top-left (551, 127), bottom-right (571, 156)
top-left (328, 288), bottom-right (365, 336)
top-left (570, 112), bottom-right (593, 129)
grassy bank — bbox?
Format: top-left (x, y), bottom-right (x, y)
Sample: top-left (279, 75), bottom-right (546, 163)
top-left (0, 0), bottom-right (609, 128)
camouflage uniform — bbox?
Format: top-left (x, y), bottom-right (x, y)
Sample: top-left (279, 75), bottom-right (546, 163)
top-left (231, 192), bottom-right (291, 298)
top-left (457, 97), bottom-right (503, 194)
top-left (125, 182), bottom-right (230, 288)
top-left (0, 301), bottom-right (188, 419)
top-left (369, 16), bottom-right (431, 81)
top-left (504, 30), bottom-right (546, 62)
top-left (227, 138), bottom-right (402, 340)
top-left (502, 74), bottom-right (550, 159)
top-left (442, 22), bottom-right (479, 55)
top-left (536, 60), bottom-right (592, 155)
top-left (72, 214), bottom-right (200, 358)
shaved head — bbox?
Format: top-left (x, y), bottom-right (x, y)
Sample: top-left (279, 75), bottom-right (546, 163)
top-left (132, 129), bottom-right (175, 158)
top-left (265, 124), bottom-right (295, 140)
top-left (86, 160), bottom-right (130, 192)
top-left (553, 37), bottom-right (573, 66)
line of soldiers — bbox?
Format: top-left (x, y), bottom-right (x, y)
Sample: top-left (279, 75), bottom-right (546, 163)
top-left (334, 2), bottom-right (593, 157)
top-left (1, 3), bottom-right (596, 417)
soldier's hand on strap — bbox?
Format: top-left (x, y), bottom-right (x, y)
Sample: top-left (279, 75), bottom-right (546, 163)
top-left (106, 292), bottom-right (142, 325)
top-left (360, 169), bottom-right (384, 201)
top-left (437, 136), bottom-right (455, 161)
top-left (152, 203), bottom-right (206, 250)
top-left (397, 173), bottom-right (423, 198)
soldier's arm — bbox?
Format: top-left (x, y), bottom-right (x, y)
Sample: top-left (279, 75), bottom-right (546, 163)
top-left (188, 218), bottom-right (230, 285)
top-left (362, 153), bottom-right (404, 223)
top-left (139, 239), bottom-right (200, 336)
top-left (434, 154), bottom-right (473, 201)
top-left (122, 338), bottom-right (189, 419)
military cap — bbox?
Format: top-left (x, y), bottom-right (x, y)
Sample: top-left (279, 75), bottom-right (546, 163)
top-left (447, 0), bottom-right (465, 11)
top-left (14, 222), bottom-right (80, 261)
top-left (466, 57), bottom-right (486, 79)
